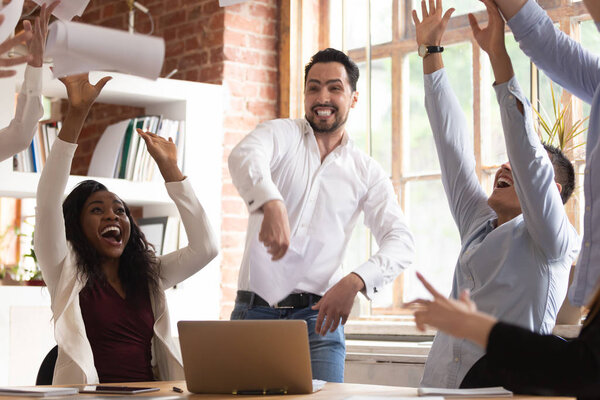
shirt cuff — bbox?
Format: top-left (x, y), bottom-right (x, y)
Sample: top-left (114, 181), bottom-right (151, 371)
top-left (423, 68), bottom-right (447, 92)
top-left (165, 176), bottom-right (193, 197)
top-left (53, 137), bottom-right (78, 155)
top-left (22, 65), bottom-right (42, 96)
top-left (242, 178), bottom-right (284, 213)
top-left (507, 0), bottom-right (545, 40)
top-left (493, 75), bottom-right (529, 109)
top-left (352, 260), bottom-right (384, 300)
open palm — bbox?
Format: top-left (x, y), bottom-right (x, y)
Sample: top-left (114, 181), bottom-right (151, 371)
top-left (137, 129), bottom-right (178, 166)
top-left (468, 0), bottom-right (506, 55)
top-left (59, 73), bottom-right (112, 111)
top-left (412, 0), bottom-right (455, 46)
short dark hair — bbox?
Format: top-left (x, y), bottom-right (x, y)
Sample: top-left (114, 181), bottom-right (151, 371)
top-left (62, 180), bottom-right (161, 297)
top-left (304, 48), bottom-right (360, 92)
top-left (543, 143), bottom-right (575, 204)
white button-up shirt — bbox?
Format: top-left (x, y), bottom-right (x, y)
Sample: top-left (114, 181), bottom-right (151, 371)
top-left (421, 69), bottom-right (580, 388)
top-left (508, 0), bottom-right (600, 307)
top-left (228, 118), bottom-right (415, 299)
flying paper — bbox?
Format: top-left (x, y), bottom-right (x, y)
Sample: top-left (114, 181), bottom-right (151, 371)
top-left (30, 0), bottom-right (90, 21)
top-left (0, 0), bottom-right (24, 43)
top-left (46, 20), bottom-right (165, 79)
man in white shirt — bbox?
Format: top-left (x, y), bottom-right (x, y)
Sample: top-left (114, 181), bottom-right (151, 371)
top-left (228, 48), bottom-right (415, 382)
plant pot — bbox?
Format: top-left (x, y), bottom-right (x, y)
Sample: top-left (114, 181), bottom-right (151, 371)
top-left (25, 279), bottom-right (45, 286)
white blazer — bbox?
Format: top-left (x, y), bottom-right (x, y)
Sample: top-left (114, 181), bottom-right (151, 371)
top-left (35, 138), bottom-right (218, 384)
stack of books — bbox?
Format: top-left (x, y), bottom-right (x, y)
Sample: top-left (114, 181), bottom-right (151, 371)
top-left (88, 115), bottom-right (185, 181)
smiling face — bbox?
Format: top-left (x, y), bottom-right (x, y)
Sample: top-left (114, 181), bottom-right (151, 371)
top-left (487, 161), bottom-right (522, 221)
top-left (304, 62), bottom-right (358, 136)
top-left (80, 190), bottom-right (131, 260)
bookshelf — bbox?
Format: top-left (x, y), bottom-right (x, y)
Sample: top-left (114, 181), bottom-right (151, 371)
top-left (0, 65), bottom-right (224, 385)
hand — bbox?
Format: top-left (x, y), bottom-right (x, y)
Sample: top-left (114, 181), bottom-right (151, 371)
top-left (405, 272), bottom-right (497, 347)
top-left (468, 0), bottom-right (506, 56)
top-left (0, 15), bottom-right (32, 78)
top-left (24, 1), bottom-right (60, 67)
top-left (137, 129), bottom-right (184, 182)
top-left (412, 0), bottom-right (454, 47)
top-left (259, 200), bottom-right (290, 261)
top-left (312, 273), bottom-right (364, 336)
top-left (59, 73), bottom-right (112, 112)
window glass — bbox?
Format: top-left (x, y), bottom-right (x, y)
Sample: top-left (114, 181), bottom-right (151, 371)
top-left (330, 0), bottom-right (343, 50)
top-left (345, 0), bottom-right (369, 50)
top-left (406, 42), bottom-right (472, 174)
top-left (371, 57), bottom-right (393, 174)
top-left (411, 0), bottom-right (484, 17)
top-left (403, 179), bottom-right (460, 301)
top-left (347, 61), bottom-right (368, 151)
top-left (371, 0), bottom-right (393, 45)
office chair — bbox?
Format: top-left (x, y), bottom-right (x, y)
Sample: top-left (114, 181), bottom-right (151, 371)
top-left (36, 345), bottom-right (58, 385)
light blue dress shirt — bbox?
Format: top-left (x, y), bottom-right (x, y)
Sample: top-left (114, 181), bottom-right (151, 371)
top-left (507, 0), bottom-right (600, 307)
top-left (420, 69), bottom-right (580, 388)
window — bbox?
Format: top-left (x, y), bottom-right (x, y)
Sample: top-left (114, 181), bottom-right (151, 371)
top-left (283, 0), bottom-right (593, 319)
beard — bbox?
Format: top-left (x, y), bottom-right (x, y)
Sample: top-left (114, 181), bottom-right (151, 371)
top-left (305, 106), bottom-right (349, 134)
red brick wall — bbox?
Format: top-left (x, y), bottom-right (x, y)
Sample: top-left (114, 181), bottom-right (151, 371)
top-left (71, 0), bottom-right (279, 318)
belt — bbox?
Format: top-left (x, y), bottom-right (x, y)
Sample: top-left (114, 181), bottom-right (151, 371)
top-left (236, 290), bottom-right (322, 309)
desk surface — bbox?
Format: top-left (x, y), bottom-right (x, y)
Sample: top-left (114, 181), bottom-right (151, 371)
top-left (0, 381), bottom-right (575, 399)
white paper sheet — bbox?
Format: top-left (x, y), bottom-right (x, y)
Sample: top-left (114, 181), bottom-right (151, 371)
top-left (46, 20), bottom-right (165, 79)
top-left (30, 0), bottom-right (90, 21)
top-left (219, 0), bottom-right (248, 6)
top-left (418, 386), bottom-right (513, 397)
top-left (249, 234), bottom-right (324, 306)
top-left (0, 0), bottom-right (24, 43)
top-left (88, 119), bottom-right (131, 178)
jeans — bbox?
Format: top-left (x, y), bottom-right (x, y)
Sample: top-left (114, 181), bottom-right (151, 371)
top-left (230, 299), bottom-right (346, 382)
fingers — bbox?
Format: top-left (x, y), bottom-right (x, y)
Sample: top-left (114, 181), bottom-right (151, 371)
top-left (468, 13), bottom-right (481, 36)
top-left (0, 69), bottom-right (16, 78)
top-left (23, 20), bottom-right (32, 34)
top-left (46, 1), bottom-right (61, 21)
top-left (315, 308), bottom-right (325, 335)
top-left (428, 0), bottom-right (435, 15)
top-left (0, 14), bottom-right (4, 25)
top-left (414, 311), bottom-right (428, 332)
top-left (403, 298), bottom-right (431, 308)
top-left (421, 0), bottom-right (428, 18)
top-left (0, 30), bottom-right (32, 55)
top-left (442, 7), bottom-right (455, 23)
top-left (0, 55), bottom-right (31, 67)
top-left (94, 75), bottom-right (112, 91)
top-left (416, 271), bottom-right (444, 299)
top-left (411, 9), bottom-right (420, 26)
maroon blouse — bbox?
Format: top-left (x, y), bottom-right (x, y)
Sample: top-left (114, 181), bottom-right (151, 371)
top-left (79, 280), bottom-right (155, 383)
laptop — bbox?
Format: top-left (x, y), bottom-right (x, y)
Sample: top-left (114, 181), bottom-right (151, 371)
top-left (177, 320), bottom-right (316, 395)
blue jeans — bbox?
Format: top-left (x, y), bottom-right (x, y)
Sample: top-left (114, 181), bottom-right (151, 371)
top-left (230, 300), bottom-right (346, 382)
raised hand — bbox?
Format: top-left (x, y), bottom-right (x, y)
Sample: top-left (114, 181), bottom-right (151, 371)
top-left (23, 1), bottom-right (61, 68)
top-left (137, 129), bottom-right (184, 182)
top-left (59, 73), bottom-right (112, 112)
top-left (412, 0), bottom-right (454, 47)
top-left (0, 15), bottom-right (32, 78)
top-left (468, 0), bottom-right (506, 55)
top-left (57, 73), bottom-right (111, 143)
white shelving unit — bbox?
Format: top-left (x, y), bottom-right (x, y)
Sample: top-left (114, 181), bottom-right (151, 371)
top-left (0, 66), bottom-right (224, 385)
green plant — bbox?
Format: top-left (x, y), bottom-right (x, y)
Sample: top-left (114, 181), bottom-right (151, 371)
top-left (533, 82), bottom-right (588, 156)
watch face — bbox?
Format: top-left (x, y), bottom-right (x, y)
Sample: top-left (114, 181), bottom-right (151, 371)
top-left (418, 44), bottom-right (427, 57)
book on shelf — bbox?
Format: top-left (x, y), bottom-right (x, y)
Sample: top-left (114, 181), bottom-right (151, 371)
top-left (13, 121), bottom-right (62, 173)
top-left (89, 115), bottom-right (185, 182)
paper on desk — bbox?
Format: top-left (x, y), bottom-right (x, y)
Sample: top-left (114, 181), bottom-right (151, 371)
top-left (249, 234), bottom-right (324, 305)
top-left (30, 0), bottom-right (90, 20)
top-left (345, 397), bottom-right (442, 400)
top-left (418, 386), bottom-right (513, 397)
top-left (46, 20), bottom-right (165, 79)
top-left (0, 0), bottom-right (24, 43)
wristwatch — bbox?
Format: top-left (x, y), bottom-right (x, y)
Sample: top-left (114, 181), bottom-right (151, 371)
top-left (418, 44), bottom-right (444, 58)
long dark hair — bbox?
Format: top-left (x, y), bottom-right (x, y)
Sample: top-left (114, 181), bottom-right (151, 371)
top-left (62, 180), bottom-right (161, 297)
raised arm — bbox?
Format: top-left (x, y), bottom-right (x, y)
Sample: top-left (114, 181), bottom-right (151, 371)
top-left (138, 130), bottom-right (218, 289)
top-left (473, 0), bottom-right (577, 258)
top-left (504, 0), bottom-right (600, 104)
top-left (35, 73), bottom-right (110, 290)
top-left (415, 0), bottom-right (493, 239)
top-left (0, 2), bottom-right (59, 162)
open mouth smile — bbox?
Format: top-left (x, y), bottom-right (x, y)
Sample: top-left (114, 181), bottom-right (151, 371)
top-left (100, 225), bottom-right (123, 246)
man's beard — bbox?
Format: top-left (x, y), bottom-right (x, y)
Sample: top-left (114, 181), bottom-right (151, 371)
top-left (306, 110), bottom-right (349, 134)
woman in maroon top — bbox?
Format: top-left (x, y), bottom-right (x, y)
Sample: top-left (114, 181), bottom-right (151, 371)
top-left (36, 73), bottom-right (218, 384)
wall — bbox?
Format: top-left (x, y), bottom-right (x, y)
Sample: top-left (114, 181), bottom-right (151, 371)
top-left (72, 0), bottom-right (279, 318)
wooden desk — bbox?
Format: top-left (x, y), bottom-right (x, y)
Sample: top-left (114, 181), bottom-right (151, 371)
top-left (0, 381), bottom-right (575, 399)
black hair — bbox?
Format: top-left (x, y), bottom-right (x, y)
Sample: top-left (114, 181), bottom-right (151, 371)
top-left (304, 48), bottom-right (360, 92)
top-left (62, 180), bottom-right (160, 297)
top-left (543, 143), bottom-right (575, 204)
